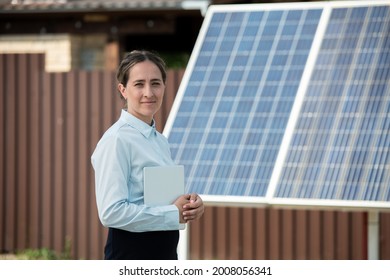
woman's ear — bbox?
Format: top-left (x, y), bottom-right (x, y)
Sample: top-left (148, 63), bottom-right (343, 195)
top-left (118, 83), bottom-right (127, 100)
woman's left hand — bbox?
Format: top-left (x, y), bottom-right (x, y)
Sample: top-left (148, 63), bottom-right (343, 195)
top-left (182, 193), bottom-right (204, 222)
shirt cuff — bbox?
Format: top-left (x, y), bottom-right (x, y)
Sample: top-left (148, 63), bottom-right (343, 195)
top-left (162, 204), bottom-right (182, 230)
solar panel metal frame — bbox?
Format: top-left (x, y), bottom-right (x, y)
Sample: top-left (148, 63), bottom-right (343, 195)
top-left (164, 0), bottom-right (390, 211)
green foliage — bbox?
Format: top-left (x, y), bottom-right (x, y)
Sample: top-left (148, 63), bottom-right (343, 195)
top-left (60, 236), bottom-right (72, 259)
top-left (17, 248), bottom-right (59, 260)
top-left (160, 52), bottom-right (190, 69)
top-left (16, 237), bottom-right (73, 260)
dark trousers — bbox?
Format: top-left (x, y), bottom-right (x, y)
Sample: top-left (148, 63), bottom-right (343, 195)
top-left (104, 227), bottom-right (179, 260)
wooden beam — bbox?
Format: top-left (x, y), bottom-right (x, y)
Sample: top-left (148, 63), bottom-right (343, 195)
top-left (0, 17), bottom-right (176, 34)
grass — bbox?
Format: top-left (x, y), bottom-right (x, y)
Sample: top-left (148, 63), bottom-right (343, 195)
top-left (1, 237), bottom-right (73, 260)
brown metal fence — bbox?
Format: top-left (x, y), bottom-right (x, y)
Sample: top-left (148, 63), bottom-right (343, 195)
top-left (1, 53), bottom-right (390, 259)
top-left (190, 207), bottom-right (371, 260)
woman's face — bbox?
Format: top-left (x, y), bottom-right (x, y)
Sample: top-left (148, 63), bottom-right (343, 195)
top-left (118, 60), bottom-right (165, 124)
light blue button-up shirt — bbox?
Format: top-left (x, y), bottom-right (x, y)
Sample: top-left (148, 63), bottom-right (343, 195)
top-left (91, 110), bottom-right (180, 232)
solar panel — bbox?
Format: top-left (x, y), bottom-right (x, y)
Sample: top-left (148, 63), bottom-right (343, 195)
top-left (269, 3), bottom-right (390, 208)
top-left (164, 1), bottom-right (390, 209)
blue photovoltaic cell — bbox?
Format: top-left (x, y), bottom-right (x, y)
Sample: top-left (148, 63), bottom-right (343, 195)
top-left (168, 7), bottom-right (322, 196)
top-left (275, 5), bottom-right (390, 201)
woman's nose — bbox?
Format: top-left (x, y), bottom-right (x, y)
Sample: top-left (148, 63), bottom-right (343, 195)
top-left (143, 85), bottom-right (153, 97)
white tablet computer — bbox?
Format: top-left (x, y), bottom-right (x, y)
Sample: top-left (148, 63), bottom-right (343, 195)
top-left (143, 165), bottom-right (186, 230)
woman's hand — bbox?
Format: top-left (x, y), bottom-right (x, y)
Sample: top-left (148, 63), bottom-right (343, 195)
top-left (173, 193), bottom-right (204, 224)
top-left (182, 193), bottom-right (204, 222)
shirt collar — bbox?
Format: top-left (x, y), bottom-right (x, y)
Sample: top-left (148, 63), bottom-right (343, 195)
top-left (120, 109), bottom-right (156, 138)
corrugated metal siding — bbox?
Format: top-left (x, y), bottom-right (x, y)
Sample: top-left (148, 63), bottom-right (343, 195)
top-left (188, 208), bottom-right (371, 260)
top-left (1, 53), bottom-right (390, 259)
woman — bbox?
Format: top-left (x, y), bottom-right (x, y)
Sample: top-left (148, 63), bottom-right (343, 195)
top-left (91, 50), bottom-right (204, 260)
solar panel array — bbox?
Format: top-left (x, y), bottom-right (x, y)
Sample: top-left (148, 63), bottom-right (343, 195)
top-left (164, 1), bottom-right (390, 209)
